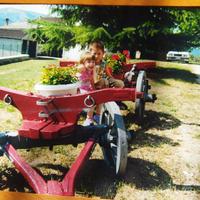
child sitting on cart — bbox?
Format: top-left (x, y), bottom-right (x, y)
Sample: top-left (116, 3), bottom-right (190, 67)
top-left (83, 41), bottom-right (124, 126)
top-left (76, 52), bottom-right (98, 126)
top-left (76, 52), bottom-right (96, 93)
top-left (90, 41), bottom-right (124, 89)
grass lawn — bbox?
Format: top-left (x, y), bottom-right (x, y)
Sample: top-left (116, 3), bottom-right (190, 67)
top-left (0, 59), bottom-right (200, 199)
top-left (0, 59), bottom-right (58, 91)
top-left (0, 59), bottom-right (58, 131)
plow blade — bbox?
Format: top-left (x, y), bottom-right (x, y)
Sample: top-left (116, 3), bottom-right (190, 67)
top-left (0, 191), bottom-right (96, 200)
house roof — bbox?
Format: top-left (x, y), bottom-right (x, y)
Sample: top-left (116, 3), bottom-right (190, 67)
top-left (39, 16), bottom-right (63, 23)
top-left (0, 17), bottom-right (62, 41)
top-left (0, 28), bottom-right (28, 40)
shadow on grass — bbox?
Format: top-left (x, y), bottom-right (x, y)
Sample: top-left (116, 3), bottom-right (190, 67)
top-left (125, 110), bottom-right (181, 149)
top-left (0, 160), bottom-right (117, 199)
top-left (0, 164), bottom-right (69, 193)
top-left (182, 121), bottom-right (200, 127)
top-left (125, 157), bottom-right (172, 189)
top-left (35, 163), bottom-right (69, 181)
top-left (125, 110), bottom-right (181, 131)
top-left (76, 159), bottom-right (117, 199)
top-left (0, 158), bottom-right (199, 198)
top-left (143, 110), bottom-right (182, 130)
top-left (0, 160), bottom-right (117, 198)
top-left (129, 131), bottom-right (179, 150)
top-left (125, 158), bottom-right (200, 191)
top-left (148, 67), bottom-right (198, 84)
top-left (77, 158), bottom-right (200, 198)
top-left (0, 168), bottom-right (33, 193)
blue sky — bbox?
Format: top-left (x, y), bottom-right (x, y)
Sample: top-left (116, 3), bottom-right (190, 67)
top-left (0, 4), bottom-right (51, 15)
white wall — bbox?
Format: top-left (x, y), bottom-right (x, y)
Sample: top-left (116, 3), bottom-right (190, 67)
top-left (62, 44), bottom-right (86, 61)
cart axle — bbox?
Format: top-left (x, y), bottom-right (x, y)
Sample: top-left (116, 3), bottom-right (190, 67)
top-left (0, 125), bottom-right (109, 150)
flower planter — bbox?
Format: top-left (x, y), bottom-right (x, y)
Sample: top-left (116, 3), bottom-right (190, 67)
top-left (34, 82), bottom-right (81, 97)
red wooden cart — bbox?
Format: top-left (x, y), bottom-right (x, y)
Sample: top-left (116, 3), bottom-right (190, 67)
top-left (0, 60), bottom-right (156, 197)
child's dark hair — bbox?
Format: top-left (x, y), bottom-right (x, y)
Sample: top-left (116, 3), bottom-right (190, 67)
top-left (79, 52), bottom-right (96, 64)
top-left (89, 40), bottom-right (104, 52)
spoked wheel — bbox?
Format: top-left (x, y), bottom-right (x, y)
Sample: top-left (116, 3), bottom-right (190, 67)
top-left (100, 102), bottom-right (128, 176)
top-left (135, 70), bottom-right (148, 125)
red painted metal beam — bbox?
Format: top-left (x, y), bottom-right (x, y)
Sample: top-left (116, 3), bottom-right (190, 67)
top-left (123, 61), bottom-right (156, 72)
top-left (5, 144), bottom-right (47, 194)
top-left (4, 139), bottom-right (96, 196)
top-left (62, 139), bottom-right (96, 196)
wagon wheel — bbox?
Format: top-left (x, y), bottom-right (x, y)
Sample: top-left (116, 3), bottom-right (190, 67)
top-left (100, 102), bottom-right (128, 176)
top-left (135, 70), bottom-right (148, 125)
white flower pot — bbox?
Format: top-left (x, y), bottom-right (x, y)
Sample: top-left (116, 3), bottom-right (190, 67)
top-left (34, 82), bottom-right (81, 97)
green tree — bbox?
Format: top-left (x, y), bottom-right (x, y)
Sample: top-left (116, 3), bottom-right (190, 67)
top-left (28, 6), bottom-right (200, 59)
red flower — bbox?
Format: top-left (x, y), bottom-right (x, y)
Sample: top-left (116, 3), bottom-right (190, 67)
top-left (122, 50), bottom-right (130, 59)
top-left (111, 54), bottom-right (120, 60)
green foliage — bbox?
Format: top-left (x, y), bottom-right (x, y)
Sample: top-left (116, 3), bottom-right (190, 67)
top-left (41, 65), bottom-right (78, 85)
top-left (27, 19), bottom-right (75, 52)
top-left (112, 27), bottom-right (136, 51)
top-left (70, 26), bottom-right (111, 48)
top-left (71, 26), bottom-right (93, 46)
top-left (190, 55), bottom-right (200, 64)
top-left (27, 20), bottom-right (111, 52)
top-left (91, 27), bottom-right (112, 42)
top-left (27, 6), bottom-right (200, 59)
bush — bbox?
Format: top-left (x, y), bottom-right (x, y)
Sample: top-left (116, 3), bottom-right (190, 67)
top-left (190, 55), bottom-right (200, 64)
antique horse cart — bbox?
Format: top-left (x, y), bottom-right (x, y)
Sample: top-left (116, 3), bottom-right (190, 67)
top-left (0, 61), bottom-right (156, 197)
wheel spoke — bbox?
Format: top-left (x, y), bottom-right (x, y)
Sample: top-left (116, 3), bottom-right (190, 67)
top-left (110, 143), bottom-right (117, 148)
